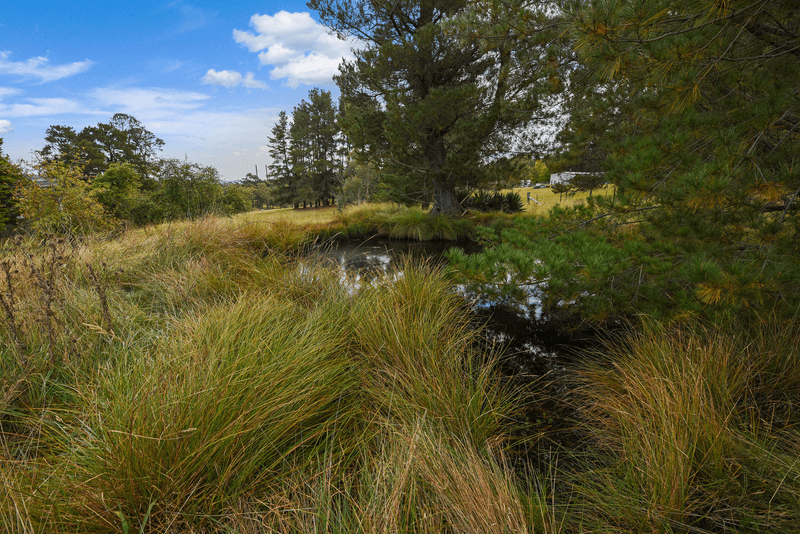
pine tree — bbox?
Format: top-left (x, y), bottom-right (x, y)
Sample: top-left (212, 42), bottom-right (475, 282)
top-left (267, 111), bottom-right (295, 207)
top-left (288, 89), bottom-right (343, 208)
top-left (451, 0), bottom-right (800, 321)
top-left (563, 0), bottom-right (800, 315)
top-left (310, 0), bottom-right (566, 214)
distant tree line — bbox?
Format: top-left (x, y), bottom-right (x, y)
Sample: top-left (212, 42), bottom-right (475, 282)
top-left (1, 114), bottom-right (255, 237)
top-left (264, 88), bottom-right (347, 209)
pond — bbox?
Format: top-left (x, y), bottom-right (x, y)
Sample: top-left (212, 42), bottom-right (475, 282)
top-left (317, 237), bottom-right (599, 368)
top-left (315, 237), bottom-right (605, 460)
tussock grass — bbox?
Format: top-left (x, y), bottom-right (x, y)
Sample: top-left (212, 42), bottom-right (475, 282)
top-left (335, 204), bottom-right (475, 241)
top-left (0, 215), bottom-right (544, 532)
top-left (61, 295), bottom-right (361, 531)
top-left (570, 318), bottom-right (800, 533)
top-left (350, 260), bottom-right (515, 445)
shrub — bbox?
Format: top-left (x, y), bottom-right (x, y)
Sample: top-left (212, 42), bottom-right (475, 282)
top-left (463, 190), bottom-right (524, 214)
top-left (14, 161), bottom-right (118, 237)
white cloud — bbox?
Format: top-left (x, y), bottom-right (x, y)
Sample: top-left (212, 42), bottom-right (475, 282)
top-left (0, 87), bottom-right (22, 99)
top-left (0, 51), bottom-right (93, 83)
top-left (0, 119), bottom-right (12, 134)
top-left (90, 87), bottom-right (210, 115)
top-left (241, 72), bottom-right (267, 89)
top-left (202, 69), bottom-right (267, 89)
top-left (267, 53), bottom-right (344, 89)
top-left (233, 11), bottom-right (356, 87)
top-left (202, 69), bottom-right (242, 88)
top-left (0, 97), bottom-right (100, 117)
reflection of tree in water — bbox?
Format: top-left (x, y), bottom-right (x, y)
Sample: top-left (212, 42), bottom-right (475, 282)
top-left (321, 239), bottom-right (603, 370)
top-left (335, 247), bottom-right (392, 281)
top-left (325, 238), bottom-right (471, 283)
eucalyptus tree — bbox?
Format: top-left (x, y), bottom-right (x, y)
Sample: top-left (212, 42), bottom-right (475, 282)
top-left (309, 0), bottom-right (568, 214)
top-left (39, 114), bottom-right (164, 182)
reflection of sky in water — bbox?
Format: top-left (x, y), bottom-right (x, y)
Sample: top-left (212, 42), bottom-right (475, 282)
top-left (304, 240), bottom-right (575, 377)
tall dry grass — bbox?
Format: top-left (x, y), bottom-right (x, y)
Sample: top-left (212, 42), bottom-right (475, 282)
top-left (0, 215), bottom-right (548, 533)
top-left (570, 318), bottom-right (800, 533)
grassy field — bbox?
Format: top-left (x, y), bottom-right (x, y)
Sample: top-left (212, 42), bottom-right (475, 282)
top-left (236, 205), bottom-right (339, 225)
top-left (235, 186), bottom-right (609, 222)
top-left (1, 209), bottom-right (798, 533)
top-left (230, 187), bottom-right (609, 238)
top-left (515, 185), bottom-right (612, 215)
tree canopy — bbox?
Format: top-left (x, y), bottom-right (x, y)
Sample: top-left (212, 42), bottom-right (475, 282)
top-left (267, 89), bottom-right (345, 208)
top-left (38, 114), bottom-right (164, 180)
top-left (0, 139), bottom-right (24, 227)
top-left (450, 0), bottom-right (800, 321)
top-left (310, 0), bottom-right (567, 214)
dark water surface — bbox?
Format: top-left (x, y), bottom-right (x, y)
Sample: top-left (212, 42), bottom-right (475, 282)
top-left (318, 238), bottom-right (604, 461)
top-left (319, 237), bottom-right (600, 368)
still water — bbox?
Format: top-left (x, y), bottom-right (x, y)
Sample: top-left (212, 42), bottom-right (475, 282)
top-left (316, 237), bottom-right (601, 378)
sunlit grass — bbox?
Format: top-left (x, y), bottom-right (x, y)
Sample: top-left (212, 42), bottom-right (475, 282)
top-left (0, 216), bottom-right (545, 532)
top-left (235, 205), bottom-right (339, 225)
top-left (510, 185), bottom-right (614, 215)
top-left (569, 318), bottom-right (800, 533)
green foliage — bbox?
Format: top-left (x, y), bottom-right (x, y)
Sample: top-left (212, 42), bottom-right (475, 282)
top-left (452, 0), bottom-right (800, 321)
top-left (288, 88), bottom-right (343, 208)
top-left (463, 190), bottom-right (525, 214)
top-left (335, 204), bottom-right (475, 241)
top-left (267, 110), bottom-right (293, 206)
top-left (14, 161), bottom-right (118, 237)
top-left (90, 162), bottom-right (142, 222)
top-left (527, 0), bottom-right (800, 319)
top-left (338, 160), bottom-right (387, 208)
top-left (3, 216), bottom-right (799, 532)
top-left (564, 173), bottom-right (605, 197)
top-left (268, 90), bottom-right (345, 209)
top-left (239, 173), bottom-right (273, 209)
top-left (220, 183), bottom-right (252, 215)
top-left (312, 0), bottom-right (566, 214)
top-left (38, 113), bottom-right (163, 179)
top-left (0, 138), bottom-right (23, 227)
top-left (154, 158), bottom-right (225, 220)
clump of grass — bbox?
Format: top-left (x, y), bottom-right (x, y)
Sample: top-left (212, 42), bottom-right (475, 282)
top-left (61, 294), bottom-right (361, 531)
top-left (335, 204), bottom-right (475, 241)
top-left (569, 318), bottom-right (800, 533)
top-left (349, 259), bottom-right (516, 445)
top-left (411, 428), bottom-right (532, 533)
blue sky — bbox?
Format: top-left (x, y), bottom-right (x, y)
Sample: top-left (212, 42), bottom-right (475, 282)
top-left (0, 0), bottom-right (357, 181)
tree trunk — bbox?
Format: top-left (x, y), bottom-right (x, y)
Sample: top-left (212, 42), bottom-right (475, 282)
top-left (430, 179), bottom-right (461, 215)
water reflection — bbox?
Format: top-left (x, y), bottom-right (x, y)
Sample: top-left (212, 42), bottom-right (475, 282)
top-left (315, 238), bottom-right (593, 378)
top-left (318, 237), bottom-right (473, 281)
